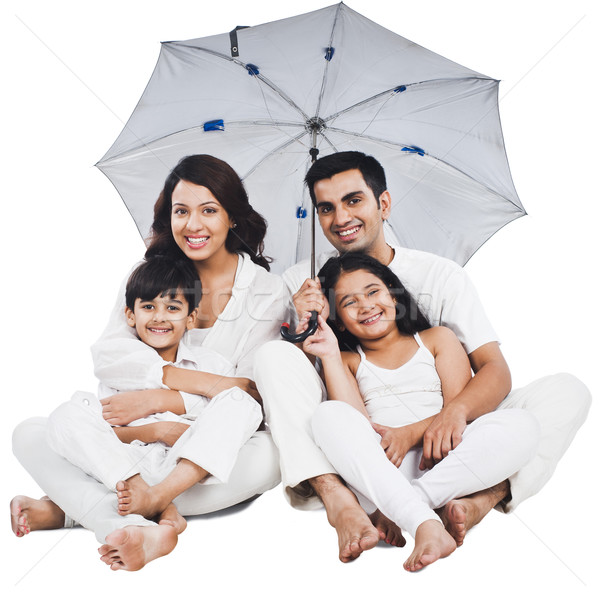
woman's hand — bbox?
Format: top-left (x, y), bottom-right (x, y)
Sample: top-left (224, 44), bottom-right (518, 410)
top-left (101, 390), bottom-right (157, 426)
top-left (372, 422), bottom-right (418, 467)
top-left (113, 421), bottom-right (190, 447)
top-left (301, 315), bottom-right (340, 360)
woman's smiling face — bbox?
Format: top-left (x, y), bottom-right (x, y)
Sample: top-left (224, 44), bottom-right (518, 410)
top-left (334, 269), bottom-right (397, 340)
top-left (170, 180), bottom-right (234, 263)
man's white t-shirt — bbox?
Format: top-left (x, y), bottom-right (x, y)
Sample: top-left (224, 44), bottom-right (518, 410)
top-left (282, 246), bottom-right (498, 355)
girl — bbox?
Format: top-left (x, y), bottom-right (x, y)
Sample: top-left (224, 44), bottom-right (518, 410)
top-left (12, 155), bottom-right (286, 570)
top-left (302, 253), bottom-right (539, 572)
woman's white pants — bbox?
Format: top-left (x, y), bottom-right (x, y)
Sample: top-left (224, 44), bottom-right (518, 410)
top-left (311, 401), bottom-right (540, 538)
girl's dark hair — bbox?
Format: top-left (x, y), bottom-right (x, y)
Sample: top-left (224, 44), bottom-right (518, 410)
top-left (145, 155), bottom-right (271, 270)
top-left (318, 253), bottom-right (431, 351)
top-left (125, 256), bottom-right (201, 315)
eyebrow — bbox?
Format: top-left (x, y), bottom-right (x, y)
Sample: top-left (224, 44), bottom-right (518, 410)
top-left (316, 190), bottom-right (365, 210)
top-left (338, 282), bottom-right (380, 305)
top-left (172, 200), bottom-right (219, 208)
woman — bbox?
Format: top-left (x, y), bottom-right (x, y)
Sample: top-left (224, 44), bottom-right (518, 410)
top-left (303, 253), bottom-right (539, 571)
top-left (11, 155), bottom-right (286, 570)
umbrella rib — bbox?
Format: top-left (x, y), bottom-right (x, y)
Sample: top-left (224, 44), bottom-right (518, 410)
top-left (314, 1), bottom-right (343, 119)
top-left (326, 127), bottom-right (525, 213)
top-left (242, 130), bottom-right (309, 179)
top-left (325, 77), bottom-right (495, 123)
top-left (168, 42), bottom-right (310, 121)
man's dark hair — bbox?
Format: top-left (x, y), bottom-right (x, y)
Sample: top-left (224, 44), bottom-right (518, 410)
top-left (125, 256), bottom-right (201, 315)
top-left (304, 151), bottom-right (387, 208)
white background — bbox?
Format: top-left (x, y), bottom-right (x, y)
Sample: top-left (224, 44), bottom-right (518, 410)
top-left (2, 1), bottom-right (598, 598)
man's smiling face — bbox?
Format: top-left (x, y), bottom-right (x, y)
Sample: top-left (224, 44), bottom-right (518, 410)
top-left (314, 168), bottom-right (391, 255)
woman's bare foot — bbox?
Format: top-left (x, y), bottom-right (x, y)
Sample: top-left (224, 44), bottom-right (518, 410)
top-left (310, 474), bottom-right (380, 563)
top-left (157, 503), bottom-right (187, 535)
top-left (116, 476), bottom-right (168, 518)
top-left (403, 519), bottom-right (456, 572)
top-left (98, 523), bottom-right (178, 571)
top-left (439, 482), bottom-right (509, 546)
top-left (10, 496), bottom-right (65, 537)
top-left (370, 510), bottom-right (406, 547)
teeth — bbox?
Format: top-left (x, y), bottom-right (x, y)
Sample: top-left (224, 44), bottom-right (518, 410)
top-left (362, 313), bottom-right (381, 324)
top-left (338, 227), bottom-right (360, 237)
top-left (187, 236), bottom-right (208, 243)
top-left (149, 328), bottom-right (170, 333)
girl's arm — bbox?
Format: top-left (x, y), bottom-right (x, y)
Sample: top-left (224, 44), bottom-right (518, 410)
top-left (302, 315), bottom-right (369, 419)
top-left (419, 326), bottom-right (473, 467)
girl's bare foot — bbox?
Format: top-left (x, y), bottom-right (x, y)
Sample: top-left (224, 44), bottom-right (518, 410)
top-left (370, 510), bottom-right (406, 547)
top-left (116, 477), bottom-right (168, 518)
top-left (10, 495), bottom-right (65, 537)
top-left (403, 519), bottom-right (456, 572)
top-left (158, 503), bottom-right (187, 535)
top-left (98, 523), bottom-right (178, 571)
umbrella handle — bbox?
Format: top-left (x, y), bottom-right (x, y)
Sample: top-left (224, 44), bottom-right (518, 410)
top-left (280, 311), bottom-right (318, 343)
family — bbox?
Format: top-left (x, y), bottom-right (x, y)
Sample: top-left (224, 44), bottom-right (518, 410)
top-left (10, 151), bottom-right (591, 572)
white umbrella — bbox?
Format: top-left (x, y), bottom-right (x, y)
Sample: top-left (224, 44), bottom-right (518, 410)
top-left (97, 1), bottom-right (525, 275)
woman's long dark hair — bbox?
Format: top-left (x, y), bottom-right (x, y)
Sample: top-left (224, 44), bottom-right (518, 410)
top-left (145, 155), bottom-right (271, 270)
top-left (318, 253), bottom-right (431, 351)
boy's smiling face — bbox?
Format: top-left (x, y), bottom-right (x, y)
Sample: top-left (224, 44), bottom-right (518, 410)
top-left (125, 291), bottom-right (196, 362)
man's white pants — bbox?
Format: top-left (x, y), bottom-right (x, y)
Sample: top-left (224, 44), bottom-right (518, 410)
top-left (311, 401), bottom-right (539, 537)
top-left (46, 387), bottom-right (262, 490)
top-left (255, 341), bottom-right (591, 512)
top-left (13, 417), bottom-right (280, 543)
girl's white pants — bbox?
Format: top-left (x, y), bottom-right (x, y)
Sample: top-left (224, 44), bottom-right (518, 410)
top-left (254, 341), bottom-right (591, 511)
top-left (311, 401), bottom-right (539, 538)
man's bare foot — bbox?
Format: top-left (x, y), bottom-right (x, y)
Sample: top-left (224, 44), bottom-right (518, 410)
top-left (158, 503), bottom-right (187, 535)
top-left (310, 474), bottom-right (380, 563)
top-left (370, 510), bottom-right (406, 547)
top-left (439, 481), bottom-right (510, 546)
top-left (98, 524), bottom-right (178, 571)
top-left (10, 496), bottom-right (65, 537)
top-left (403, 519), bottom-right (456, 572)
top-left (116, 476), bottom-right (168, 518)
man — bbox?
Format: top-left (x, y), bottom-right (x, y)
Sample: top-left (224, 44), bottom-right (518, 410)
top-left (254, 151), bottom-right (591, 562)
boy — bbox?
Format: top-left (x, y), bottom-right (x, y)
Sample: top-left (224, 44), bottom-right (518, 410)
top-left (47, 256), bottom-right (262, 531)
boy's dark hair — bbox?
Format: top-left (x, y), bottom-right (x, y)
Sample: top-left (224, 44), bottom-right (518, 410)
top-left (318, 252), bottom-right (430, 351)
top-left (304, 151), bottom-right (387, 208)
top-left (125, 256), bottom-right (201, 315)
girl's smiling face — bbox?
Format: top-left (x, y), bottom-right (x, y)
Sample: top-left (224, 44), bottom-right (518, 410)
top-left (333, 269), bottom-right (397, 340)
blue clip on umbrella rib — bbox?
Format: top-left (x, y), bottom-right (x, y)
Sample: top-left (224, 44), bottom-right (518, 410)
top-left (203, 119), bottom-right (225, 132)
top-left (401, 145), bottom-right (425, 156)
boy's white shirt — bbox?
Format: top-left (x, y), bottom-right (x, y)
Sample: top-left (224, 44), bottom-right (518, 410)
top-left (91, 252), bottom-right (288, 389)
top-left (97, 339), bottom-right (235, 426)
top-left (282, 245), bottom-right (499, 355)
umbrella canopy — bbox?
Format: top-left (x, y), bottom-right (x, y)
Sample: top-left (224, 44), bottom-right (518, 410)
top-left (97, 2), bottom-right (525, 274)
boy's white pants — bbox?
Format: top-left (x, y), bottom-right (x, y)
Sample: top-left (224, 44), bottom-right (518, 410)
top-left (311, 401), bottom-right (539, 538)
top-left (46, 387), bottom-right (263, 490)
top-left (254, 341), bottom-right (591, 511)
top-left (13, 416), bottom-right (280, 543)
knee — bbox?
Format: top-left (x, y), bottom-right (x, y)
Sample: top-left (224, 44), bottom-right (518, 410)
top-left (311, 401), bottom-right (351, 446)
top-left (553, 373), bottom-right (592, 422)
top-left (254, 340), bottom-right (299, 376)
top-left (12, 416), bottom-right (48, 461)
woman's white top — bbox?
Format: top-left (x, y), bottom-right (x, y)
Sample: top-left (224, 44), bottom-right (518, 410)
top-left (91, 253), bottom-right (288, 388)
top-left (355, 333), bottom-right (443, 427)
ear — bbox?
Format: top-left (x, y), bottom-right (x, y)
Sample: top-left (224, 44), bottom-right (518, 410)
top-left (186, 308), bottom-right (198, 330)
top-left (379, 190), bottom-right (392, 220)
top-left (125, 307), bottom-right (136, 328)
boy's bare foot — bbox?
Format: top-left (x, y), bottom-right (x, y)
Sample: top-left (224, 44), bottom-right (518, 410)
top-left (98, 523), bottom-right (178, 571)
top-left (403, 519), bottom-right (456, 572)
top-left (10, 495), bottom-right (65, 537)
top-left (310, 474), bottom-right (380, 563)
top-left (439, 481), bottom-right (510, 546)
top-left (158, 503), bottom-right (187, 535)
top-left (116, 476), bottom-right (168, 518)
top-left (370, 509), bottom-right (406, 547)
